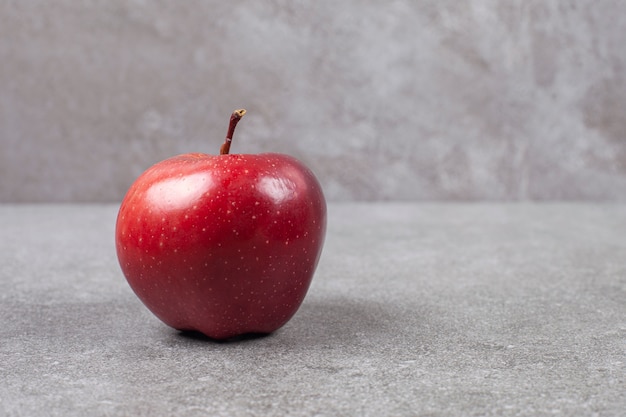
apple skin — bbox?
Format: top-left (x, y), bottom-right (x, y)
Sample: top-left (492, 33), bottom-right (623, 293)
top-left (115, 152), bottom-right (326, 340)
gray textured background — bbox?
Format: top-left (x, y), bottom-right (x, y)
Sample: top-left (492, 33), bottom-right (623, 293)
top-left (1, 0), bottom-right (626, 202)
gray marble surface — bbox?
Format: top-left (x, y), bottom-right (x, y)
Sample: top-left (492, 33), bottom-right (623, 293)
top-left (2, 1), bottom-right (626, 202)
top-left (1, 204), bottom-right (625, 416)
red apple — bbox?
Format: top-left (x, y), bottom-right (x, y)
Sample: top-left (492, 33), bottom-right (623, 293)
top-left (115, 109), bottom-right (326, 340)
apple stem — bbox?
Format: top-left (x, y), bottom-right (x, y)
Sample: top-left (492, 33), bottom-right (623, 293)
top-left (220, 109), bottom-right (247, 155)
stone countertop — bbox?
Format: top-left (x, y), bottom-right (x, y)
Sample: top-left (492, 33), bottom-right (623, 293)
top-left (1, 203), bottom-right (625, 416)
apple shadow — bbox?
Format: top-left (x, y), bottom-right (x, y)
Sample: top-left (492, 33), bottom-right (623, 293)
top-left (176, 330), bottom-right (271, 344)
top-left (168, 295), bottom-right (402, 346)
top-left (283, 295), bottom-right (404, 347)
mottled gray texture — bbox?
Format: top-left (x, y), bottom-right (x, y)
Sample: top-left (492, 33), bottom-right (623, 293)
top-left (1, 204), bottom-right (625, 416)
top-left (1, 1), bottom-right (626, 202)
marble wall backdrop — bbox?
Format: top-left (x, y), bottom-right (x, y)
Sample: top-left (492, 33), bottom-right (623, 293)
top-left (1, 1), bottom-right (625, 202)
